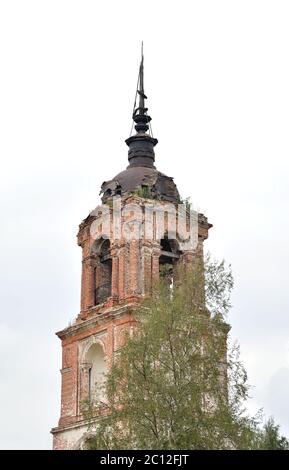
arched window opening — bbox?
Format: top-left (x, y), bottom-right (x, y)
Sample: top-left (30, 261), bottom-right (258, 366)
top-left (159, 237), bottom-right (180, 288)
top-left (86, 343), bottom-right (106, 403)
top-left (93, 238), bottom-right (112, 305)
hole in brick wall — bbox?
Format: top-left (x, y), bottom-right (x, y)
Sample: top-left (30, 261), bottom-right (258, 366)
top-left (159, 236), bottom-right (180, 288)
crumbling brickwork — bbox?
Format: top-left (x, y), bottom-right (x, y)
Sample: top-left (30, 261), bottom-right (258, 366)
top-left (51, 51), bottom-right (216, 449)
top-left (51, 194), bottom-right (212, 449)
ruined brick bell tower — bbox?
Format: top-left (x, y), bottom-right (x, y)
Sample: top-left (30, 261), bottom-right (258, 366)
top-left (51, 49), bottom-right (212, 450)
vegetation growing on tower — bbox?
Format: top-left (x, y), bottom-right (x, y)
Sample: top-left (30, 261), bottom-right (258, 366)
top-left (83, 256), bottom-right (288, 450)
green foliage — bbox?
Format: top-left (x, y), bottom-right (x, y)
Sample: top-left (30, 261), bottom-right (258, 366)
top-left (204, 253), bottom-right (234, 318)
top-left (179, 196), bottom-right (192, 211)
top-left (84, 256), bottom-right (287, 450)
top-left (105, 199), bottom-right (113, 208)
top-left (258, 417), bottom-right (289, 450)
top-left (134, 185), bottom-right (154, 200)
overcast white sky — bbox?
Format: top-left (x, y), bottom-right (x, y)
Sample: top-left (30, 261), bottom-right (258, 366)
top-left (0, 0), bottom-right (289, 449)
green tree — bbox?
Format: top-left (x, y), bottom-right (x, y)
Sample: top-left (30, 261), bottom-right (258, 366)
top-left (258, 417), bottom-right (289, 450)
top-left (84, 256), bottom-right (287, 450)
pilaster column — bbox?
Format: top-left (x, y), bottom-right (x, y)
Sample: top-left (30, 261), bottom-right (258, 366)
top-left (142, 244), bottom-right (152, 295)
top-left (118, 246), bottom-right (126, 299)
top-left (129, 239), bottom-right (140, 295)
top-left (79, 362), bottom-right (92, 407)
top-left (111, 246), bottom-right (119, 299)
top-left (80, 258), bottom-right (95, 313)
top-left (152, 244), bottom-right (161, 289)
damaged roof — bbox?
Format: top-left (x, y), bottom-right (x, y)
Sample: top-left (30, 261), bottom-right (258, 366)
top-left (100, 166), bottom-right (180, 204)
top-left (99, 48), bottom-right (181, 205)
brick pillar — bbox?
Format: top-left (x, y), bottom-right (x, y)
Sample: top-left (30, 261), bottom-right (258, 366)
top-left (80, 258), bottom-right (95, 313)
top-left (181, 251), bottom-right (194, 271)
top-left (129, 239), bottom-right (139, 295)
top-left (142, 244), bottom-right (152, 295)
top-left (107, 325), bottom-right (114, 369)
top-left (152, 245), bottom-right (161, 287)
top-left (118, 246), bottom-right (125, 299)
top-left (79, 363), bottom-right (92, 409)
top-left (111, 250), bottom-right (119, 299)
top-left (59, 367), bottom-right (73, 424)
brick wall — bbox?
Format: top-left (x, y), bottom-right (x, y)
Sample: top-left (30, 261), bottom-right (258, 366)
top-left (52, 195), bottom-right (212, 449)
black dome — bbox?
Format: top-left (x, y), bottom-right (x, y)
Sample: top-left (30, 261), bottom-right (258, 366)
top-left (100, 166), bottom-right (180, 204)
top-left (100, 50), bottom-right (180, 205)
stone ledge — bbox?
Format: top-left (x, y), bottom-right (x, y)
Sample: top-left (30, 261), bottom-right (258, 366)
top-left (51, 417), bottom-right (90, 435)
top-left (56, 302), bottom-right (138, 340)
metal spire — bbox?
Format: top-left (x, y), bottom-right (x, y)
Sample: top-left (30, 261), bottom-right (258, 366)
top-left (132, 42), bottom-right (150, 131)
top-left (138, 42), bottom-right (147, 114)
top-left (125, 43), bottom-right (158, 168)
